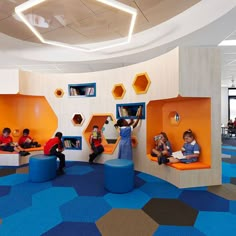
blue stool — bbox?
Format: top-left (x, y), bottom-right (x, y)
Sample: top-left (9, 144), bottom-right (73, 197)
top-left (104, 159), bottom-right (134, 193)
top-left (29, 154), bottom-right (57, 182)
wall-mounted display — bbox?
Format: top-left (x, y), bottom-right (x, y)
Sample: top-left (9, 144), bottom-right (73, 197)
top-left (68, 83), bottom-right (96, 97)
top-left (62, 136), bottom-right (82, 150)
top-left (116, 102), bottom-right (145, 119)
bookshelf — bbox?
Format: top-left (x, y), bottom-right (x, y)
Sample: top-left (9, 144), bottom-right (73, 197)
top-left (116, 102), bottom-right (145, 119)
top-left (62, 136), bottom-right (82, 150)
top-left (68, 83), bottom-right (96, 97)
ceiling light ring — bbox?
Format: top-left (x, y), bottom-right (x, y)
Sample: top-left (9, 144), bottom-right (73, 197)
top-left (15, 0), bottom-right (137, 52)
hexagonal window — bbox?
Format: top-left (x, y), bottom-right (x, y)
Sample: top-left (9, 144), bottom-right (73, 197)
top-left (83, 114), bottom-right (119, 154)
top-left (168, 111), bottom-right (180, 126)
top-left (72, 113), bottom-right (85, 126)
top-left (133, 72), bottom-right (151, 94)
top-left (54, 88), bottom-right (64, 98)
top-left (112, 84), bottom-right (126, 99)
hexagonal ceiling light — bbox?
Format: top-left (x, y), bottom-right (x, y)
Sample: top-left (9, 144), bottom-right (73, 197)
top-left (15, 0), bottom-right (137, 52)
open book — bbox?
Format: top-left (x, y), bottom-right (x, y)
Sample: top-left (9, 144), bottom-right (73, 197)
top-left (172, 150), bottom-right (186, 159)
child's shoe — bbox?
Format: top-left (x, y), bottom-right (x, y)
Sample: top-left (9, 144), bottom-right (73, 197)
top-left (157, 156), bottom-right (162, 165)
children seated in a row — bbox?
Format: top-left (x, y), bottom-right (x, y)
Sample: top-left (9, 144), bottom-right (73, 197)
top-left (0, 128), bottom-right (30, 156)
top-left (152, 129), bottom-right (200, 165)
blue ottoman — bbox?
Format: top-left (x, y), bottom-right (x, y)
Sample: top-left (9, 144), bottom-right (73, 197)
top-left (29, 154), bottom-right (57, 182)
top-left (104, 159), bottom-right (134, 193)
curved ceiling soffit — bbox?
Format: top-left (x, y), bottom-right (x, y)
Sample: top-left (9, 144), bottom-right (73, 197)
top-left (2, 0), bottom-right (236, 63)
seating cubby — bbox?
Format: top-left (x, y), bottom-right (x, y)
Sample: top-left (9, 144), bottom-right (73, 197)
top-left (68, 83), bottom-right (96, 97)
top-left (116, 102), bottom-right (145, 119)
top-left (146, 97), bottom-right (211, 170)
top-left (83, 114), bottom-right (119, 154)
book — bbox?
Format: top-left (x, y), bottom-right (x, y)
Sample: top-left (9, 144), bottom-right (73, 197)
top-left (172, 150), bottom-right (186, 159)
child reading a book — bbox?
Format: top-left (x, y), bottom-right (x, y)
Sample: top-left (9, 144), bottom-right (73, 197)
top-left (0, 127), bottom-right (30, 156)
top-left (158, 129), bottom-right (200, 165)
top-left (18, 128), bottom-right (41, 149)
top-left (114, 108), bottom-right (142, 160)
top-left (151, 132), bottom-right (172, 165)
top-left (89, 125), bottom-right (104, 164)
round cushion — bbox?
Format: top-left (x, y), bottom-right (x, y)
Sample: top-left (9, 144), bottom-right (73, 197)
top-left (29, 154), bottom-right (57, 182)
top-left (104, 159), bottom-right (134, 193)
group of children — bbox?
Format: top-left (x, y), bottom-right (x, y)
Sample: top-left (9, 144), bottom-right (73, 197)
top-left (0, 113), bottom-right (200, 176)
top-left (151, 129), bottom-right (200, 165)
top-left (0, 127), bottom-right (36, 157)
top-left (0, 127), bottom-right (65, 175)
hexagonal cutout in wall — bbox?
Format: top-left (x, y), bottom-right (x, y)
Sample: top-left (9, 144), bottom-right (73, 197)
top-left (168, 111), bottom-right (181, 126)
top-left (112, 84), bottom-right (126, 99)
top-left (83, 114), bottom-right (120, 154)
top-left (54, 88), bottom-right (64, 98)
top-left (72, 113), bottom-right (85, 126)
top-left (132, 72), bottom-right (151, 94)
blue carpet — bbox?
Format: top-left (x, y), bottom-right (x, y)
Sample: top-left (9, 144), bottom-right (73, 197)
top-left (0, 154), bottom-right (236, 235)
top-left (42, 222), bottom-right (101, 236)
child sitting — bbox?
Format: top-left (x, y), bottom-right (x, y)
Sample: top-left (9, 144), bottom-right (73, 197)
top-left (18, 128), bottom-right (41, 149)
top-left (0, 127), bottom-right (30, 156)
top-left (151, 132), bottom-right (172, 165)
top-left (89, 125), bottom-right (104, 164)
top-left (159, 129), bottom-right (200, 165)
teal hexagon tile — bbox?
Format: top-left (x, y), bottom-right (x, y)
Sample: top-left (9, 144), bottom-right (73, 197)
top-left (0, 206), bottom-right (62, 236)
top-left (222, 176), bottom-right (231, 183)
top-left (194, 211), bottom-right (236, 235)
top-left (0, 181), bottom-right (51, 217)
top-left (32, 187), bottom-right (78, 208)
top-left (153, 225), bottom-right (205, 236)
top-left (230, 200), bottom-right (236, 214)
top-left (0, 174), bottom-right (28, 186)
top-left (65, 165), bottom-right (93, 175)
top-left (222, 162), bottom-right (236, 178)
top-left (60, 196), bottom-right (111, 222)
top-left (140, 182), bottom-right (182, 198)
top-left (104, 189), bottom-right (150, 209)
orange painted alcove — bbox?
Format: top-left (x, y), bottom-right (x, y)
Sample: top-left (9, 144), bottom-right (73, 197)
top-left (83, 114), bottom-right (120, 154)
top-left (146, 97), bottom-right (211, 166)
top-left (0, 94), bottom-right (58, 145)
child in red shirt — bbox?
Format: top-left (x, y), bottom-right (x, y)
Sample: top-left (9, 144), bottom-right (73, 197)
top-left (89, 125), bottom-right (104, 164)
top-left (18, 128), bottom-right (40, 148)
top-left (44, 132), bottom-right (65, 175)
top-left (0, 127), bottom-right (30, 156)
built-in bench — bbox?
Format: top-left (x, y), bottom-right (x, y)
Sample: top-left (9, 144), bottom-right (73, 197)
top-left (0, 147), bottom-right (44, 166)
top-left (147, 154), bottom-right (210, 170)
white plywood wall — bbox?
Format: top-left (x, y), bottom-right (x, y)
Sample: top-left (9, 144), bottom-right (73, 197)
top-left (19, 47), bottom-right (221, 188)
top-left (0, 69), bottom-right (19, 94)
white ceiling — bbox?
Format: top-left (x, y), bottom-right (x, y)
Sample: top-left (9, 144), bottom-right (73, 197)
top-left (0, 0), bottom-right (236, 87)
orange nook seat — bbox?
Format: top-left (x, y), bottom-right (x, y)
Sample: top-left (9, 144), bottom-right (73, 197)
top-left (147, 154), bottom-right (210, 170)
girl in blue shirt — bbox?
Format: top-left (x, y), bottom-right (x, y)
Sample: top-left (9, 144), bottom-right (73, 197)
top-left (159, 129), bottom-right (200, 165)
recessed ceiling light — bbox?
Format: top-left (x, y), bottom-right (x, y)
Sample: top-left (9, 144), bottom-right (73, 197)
top-left (15, 0), bottom-right (137, 52)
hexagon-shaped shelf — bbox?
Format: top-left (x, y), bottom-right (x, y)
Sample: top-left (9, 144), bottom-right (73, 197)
top-left (112, 84), bottom-right (126, 99)
top-left (72, 113), bottom-right (85, 126)
top-left (83, 114), bottom-right (119, 154)
top-left (54, 88), bottom-right (64, 98)
top-left (132, 72), bottom-right (151, 94)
